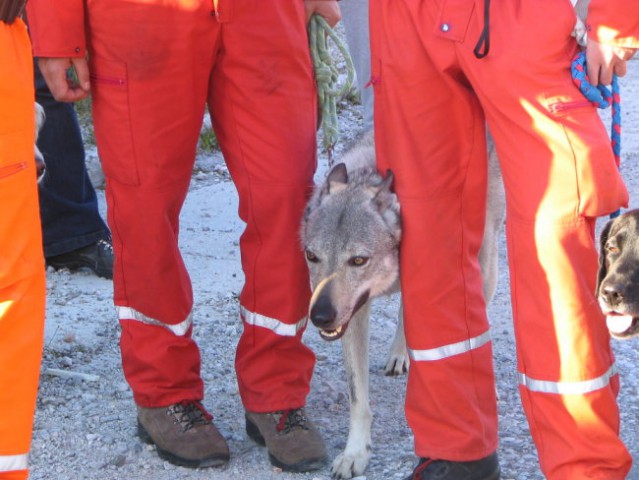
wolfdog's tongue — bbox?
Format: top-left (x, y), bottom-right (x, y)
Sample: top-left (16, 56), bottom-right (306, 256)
top-left (606, 315), bottom-right (634, 334)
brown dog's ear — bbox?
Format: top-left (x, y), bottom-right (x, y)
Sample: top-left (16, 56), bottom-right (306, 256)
top-left (596, 219), bottom-right (614, 296)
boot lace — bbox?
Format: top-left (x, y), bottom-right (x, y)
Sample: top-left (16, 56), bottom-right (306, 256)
top-left (274, 408), bottom-right (309, 435)
top-left (167, 400), bottom-right (213, 432)
top-left (412, 458), bottom-right (436, 480)
top-left (97, 238), bottom-right (113, 254)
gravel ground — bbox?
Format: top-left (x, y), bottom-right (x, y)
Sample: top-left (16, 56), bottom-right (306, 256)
top-left (29, 55), bottom-right (639, 480)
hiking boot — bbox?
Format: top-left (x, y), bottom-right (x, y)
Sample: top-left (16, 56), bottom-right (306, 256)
top-left (46, 238), bottom-right (114, 279)
top-left (137, 401), bottom-right (230, 468)
top-left (404, 453), bottom-right (500, 480)
top-left (245, 408), bottom-right (327, 472)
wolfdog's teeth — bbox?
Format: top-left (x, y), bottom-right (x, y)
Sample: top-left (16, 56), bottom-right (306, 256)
top-left (322, 325), bottom-right (342, 337)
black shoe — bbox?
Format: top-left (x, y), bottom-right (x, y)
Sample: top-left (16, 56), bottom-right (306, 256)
top-left (404, 453), bottom-right (500, 480)
top-left (46, 238), bottom-right (114, 279)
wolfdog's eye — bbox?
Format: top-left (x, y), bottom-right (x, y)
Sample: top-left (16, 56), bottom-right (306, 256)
top-left (349, 256), bottom-right (369, 267)
top-left (605, 242), bottom-right (619, 255)
top-left (306, 250), bottom-right (319, 263)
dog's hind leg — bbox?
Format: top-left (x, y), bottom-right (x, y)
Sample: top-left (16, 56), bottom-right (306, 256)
top-left (384, 298), bottom-right (409, 375)
top-left (332, 301), bottom-right (373, 479)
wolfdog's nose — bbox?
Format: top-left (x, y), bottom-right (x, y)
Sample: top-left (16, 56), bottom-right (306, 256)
top-left (310, 295), bottom-right (337, 328)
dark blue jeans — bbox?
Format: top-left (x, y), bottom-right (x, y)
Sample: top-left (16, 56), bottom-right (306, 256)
top-left (35, 59), bottom-right (110, 257)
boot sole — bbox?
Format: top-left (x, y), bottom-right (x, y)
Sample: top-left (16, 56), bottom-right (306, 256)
top-left (485, 468), bottom-right (501, 480)
top-left (47, 259), bottom-right (113, 279)
top-left (137, 421), bottom-right (229, 469)
top-left (245, 416), bottom-right (327, 473)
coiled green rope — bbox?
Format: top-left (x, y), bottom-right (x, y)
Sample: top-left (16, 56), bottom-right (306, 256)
top-left (309, 14), bottom-right (355, 166)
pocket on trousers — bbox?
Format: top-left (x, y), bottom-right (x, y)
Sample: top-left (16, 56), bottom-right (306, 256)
top-left (0, 162), bottom-right (27, 179)
top-left (0, 129), bottom-right (29, 180)
top-left (542, 88), bottom-right (628, 218)
top-left (90, 57), bottom-right (140, 186)
top-left (0, 158), bottom-right (41, 288)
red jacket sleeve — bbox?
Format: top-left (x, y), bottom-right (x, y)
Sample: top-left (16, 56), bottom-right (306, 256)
top-left (587, 0), bottom-right (639, 48)
top-left (26, 0), bottom-right (86, 57)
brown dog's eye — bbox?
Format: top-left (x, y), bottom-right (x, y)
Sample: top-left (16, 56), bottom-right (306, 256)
top-left (305, 250), bottom-right (319, 263)
top-left (349, 256), bottom-right (369, 267)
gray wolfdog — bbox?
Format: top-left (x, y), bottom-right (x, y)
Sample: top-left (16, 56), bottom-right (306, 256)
top-left (301, 130), bottom-right (505, 479)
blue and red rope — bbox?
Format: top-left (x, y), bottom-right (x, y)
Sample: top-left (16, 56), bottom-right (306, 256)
top-left (571, 51), bottom-right (622, 218)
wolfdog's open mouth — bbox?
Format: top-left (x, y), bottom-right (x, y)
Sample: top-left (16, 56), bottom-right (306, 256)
top-left (317, 290), bottom-right (370, 342)
top-left (319, 322), bottom-right (349, 342)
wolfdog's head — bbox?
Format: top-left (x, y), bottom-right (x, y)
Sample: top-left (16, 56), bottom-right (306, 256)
top-left (301, 138), bottom-right (401, 341)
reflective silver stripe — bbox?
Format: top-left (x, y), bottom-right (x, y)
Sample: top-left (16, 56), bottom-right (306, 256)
top-left (241, 306), bottom-right (307, 337)
top-left (408, 330), bottom-right (492, 362)
top-left (519, 363), bottom-right (618, 395)
top-left (0, 453), bottom-right (28, 472)
top-left (117, 306), bottom-right (192, 337)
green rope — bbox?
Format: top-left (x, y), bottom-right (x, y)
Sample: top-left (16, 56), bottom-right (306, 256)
top-left (309, 14), bottom-right (355, 166)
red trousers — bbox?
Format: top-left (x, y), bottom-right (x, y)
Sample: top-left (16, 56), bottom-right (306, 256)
top-left (0, 19), bottom-right (46, 480)
top-left (370, 1), bottom-right (631, 478)
top-left (78, 1), bottom-right (317, 410)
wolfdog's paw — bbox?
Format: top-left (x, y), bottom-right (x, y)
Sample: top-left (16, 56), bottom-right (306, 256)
top-left (331, 449), bottom-right (371, 480)
top-left (384, 352), bottom-right (409, 376)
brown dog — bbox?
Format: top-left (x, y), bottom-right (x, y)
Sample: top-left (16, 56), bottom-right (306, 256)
top-left (597, 209), bottom-right (639, 339)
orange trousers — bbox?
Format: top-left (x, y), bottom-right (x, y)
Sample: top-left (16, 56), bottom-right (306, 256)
top-left (71, 0), bottom-right (317, 410)
top-left (370, 1), bottom-right (630, 478)
top-left (0, 19), bottom-right (46, 480)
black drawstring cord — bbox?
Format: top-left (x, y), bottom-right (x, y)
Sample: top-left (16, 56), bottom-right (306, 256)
top-left (473, 0), bottom-right (491, 59)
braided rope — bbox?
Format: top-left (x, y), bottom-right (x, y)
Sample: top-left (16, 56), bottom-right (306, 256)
top-left (571, 51), bottom-right (622, 218)
top-left (309, 14), bottom-right (355, 167)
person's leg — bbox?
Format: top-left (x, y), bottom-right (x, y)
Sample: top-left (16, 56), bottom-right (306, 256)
top-left (208, 0), bottom-right (323, 471)
top-left (340, 0), bottom-right (373, 131)
top-left (463, 1), bottom-right (631, 478)
top-left (0, 19), bottom-right (46, 480)
top-left (85, 2), bottom-right (229, 468)
top-left (34, 60), bottom-right (113, 279)
top-left (370, 0), bottom-right (498, 463)
top-left (87, 1), bottom-right (215, 404)
top-left (210, 0), bottom-right (316, 413)
top-left (35, 60), bottom-right (110, 258)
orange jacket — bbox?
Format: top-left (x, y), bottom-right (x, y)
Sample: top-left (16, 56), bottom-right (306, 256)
top-left (588, 0), bottom-right (639, 48)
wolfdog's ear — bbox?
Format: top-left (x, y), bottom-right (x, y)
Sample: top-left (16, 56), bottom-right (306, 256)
top-left (368, 169), bottom-right (395, 197)
top-left (374, 169), bottom-right (400, 240)
top-left (381, 169), bottom-right (394, 191)
top-left (596, 219), bottom-right (613, 296)
top-left (326, 163), bottom-right (348, 194)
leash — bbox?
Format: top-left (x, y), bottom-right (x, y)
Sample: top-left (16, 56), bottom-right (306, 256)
top-left (571, 51), bottom-right (622, 218)
top-left (309, 14), bottom-right (355, 167)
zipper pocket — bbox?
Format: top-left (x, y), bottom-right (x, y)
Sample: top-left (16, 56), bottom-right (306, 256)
top-left (548, 100), bottom-right (594, 115)
top-left (0, 162), bottom-right (27, 180)
top-left (90, 73), bottom-right (126, 87)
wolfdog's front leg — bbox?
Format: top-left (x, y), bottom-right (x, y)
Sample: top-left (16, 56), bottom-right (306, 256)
top-left (332, 302), bottom-right (372, 479)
